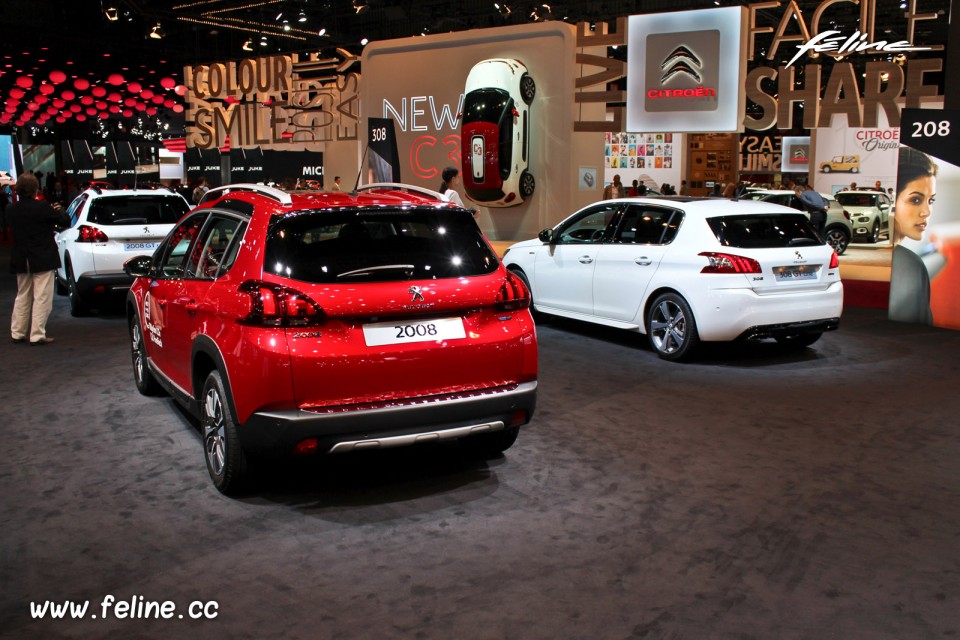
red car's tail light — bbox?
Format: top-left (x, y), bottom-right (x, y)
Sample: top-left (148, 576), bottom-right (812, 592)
top-left (237, 280), bottom-right (325, 327)
top-left (829, 250), bottom-right (840, 269)
top-left (504, 193), bottom-right (516, 203)
top-left (496, 271), bottom-right (531, 312)
top-left (699, 252), bottom-right (762, 274)
top-left (77, 225), bottom-right (109, 243)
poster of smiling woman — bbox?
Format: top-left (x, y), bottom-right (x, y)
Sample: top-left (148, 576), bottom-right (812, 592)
top-left (891, 109), bottom-right (960, 330)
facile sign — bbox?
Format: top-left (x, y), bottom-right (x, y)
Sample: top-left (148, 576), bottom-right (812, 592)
top-left (574, 0), bottom-right (943, 133)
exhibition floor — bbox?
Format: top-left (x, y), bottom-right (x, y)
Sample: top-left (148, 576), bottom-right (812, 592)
top-left (2, 250), bottom-right (960, 639)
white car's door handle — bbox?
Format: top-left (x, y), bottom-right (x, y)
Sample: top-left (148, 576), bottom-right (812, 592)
top-left (634, 257), bottom-right (653, 266)
top-left (578, 256), bottom-right (594, 264)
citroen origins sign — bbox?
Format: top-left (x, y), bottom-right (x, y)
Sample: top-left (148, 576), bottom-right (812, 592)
top-left (627, 7), bottom-right (747, 133)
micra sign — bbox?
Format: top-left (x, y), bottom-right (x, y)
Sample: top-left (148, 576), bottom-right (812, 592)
top-left (786, 29), bottom-right (934, 67)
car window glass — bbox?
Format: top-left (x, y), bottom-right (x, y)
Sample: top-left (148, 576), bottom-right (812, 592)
top-left (265, 208), bottom-right (498, 284)
top-left (67, 194), bottom-right (87, 227)
top-left (708, 213), bottom-right (820, 249)
top-left (155, 214), bottom-right (207, 279)
top-left (87, 195), bottom-right (189, 226)
top-left (186, 215), bottom-right (246, 280)
top-left (615, 206), bottom-right (678, 244)
top-left (557, 205), bottom-right (620, 244)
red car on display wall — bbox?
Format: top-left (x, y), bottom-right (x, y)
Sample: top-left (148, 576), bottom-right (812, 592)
top-left (123, 183), bottom-right (538, 495)
top-left (460, 58), bottom-right (536, 207)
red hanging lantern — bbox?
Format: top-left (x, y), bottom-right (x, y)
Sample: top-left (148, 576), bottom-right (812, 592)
top-left (92, 86), bottom-right (107, 98)
top-left (74, 78), bottom-right (90, 90)
top-left (160, 77), bottom-right (176, 89)
top-left (172, 104), bottom-right (184, 113)
top-left (61, 90), bottom-right (75, 100)
top-left (140, 88), bottom-right (154, 100)
top-left (146, 107), bottom-right (157, 115)
top-left (49, 70), bottom-right (67, 84)
top-left (80, 96), bottom-right (93, 105)
top-left (16, 76), bottom-right (33, 89)
top-left (76, 114), bottom-right (86, 122)
top-left (174, 84), bottom-right (188, 96)
top-left (107, 73), bottom-right (124, 86)
top-left (127, 82), bottom-right (142, 94)
top-left (39, 84), bottom-right (55, 95)
top-left (10, 88), bottom-right (25, 99)
top-left (122, 109), bottom-right (133, 117)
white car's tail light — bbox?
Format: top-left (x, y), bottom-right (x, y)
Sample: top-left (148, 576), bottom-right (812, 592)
top-left (77, 225), bottom-right (109, 243)
top-left (829, 250), bottom-right (840, 269)
top-left (698, 252), bottom-right (762, 274)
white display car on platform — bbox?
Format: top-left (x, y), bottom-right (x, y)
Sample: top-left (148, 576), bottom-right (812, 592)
top-left (55, 186), bottom-right (191, 316)
top-left (502, 197), bottom-right (843, 361)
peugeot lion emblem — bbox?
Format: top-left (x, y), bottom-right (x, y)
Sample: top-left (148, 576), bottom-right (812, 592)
top-left (408, 286), bottom-right (425, 303)
top-left (660, 45), bottom-right (703, 84)
top-left (143, 226), bottom-right (150, 234)
top-left (795, 251), bottom-right (804, 260)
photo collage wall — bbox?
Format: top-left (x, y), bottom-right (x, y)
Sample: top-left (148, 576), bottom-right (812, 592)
top-left (605, 132), bottom-right (674, 170)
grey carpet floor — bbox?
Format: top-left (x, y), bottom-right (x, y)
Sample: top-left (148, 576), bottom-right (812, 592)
top-left (1, 243), bottom-right (959, 639)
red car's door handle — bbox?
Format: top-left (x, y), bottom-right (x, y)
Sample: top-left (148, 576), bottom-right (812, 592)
top-left (184, 300), bottom-right (198, 314)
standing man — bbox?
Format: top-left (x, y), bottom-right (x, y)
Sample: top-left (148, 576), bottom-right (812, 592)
top-left (331, 176), bottom-right (342, 192)
top-left (799, 183), bottom-right (829, 234)
top-left (7, 174), bottom-right (70, 345)
top-left (602, 174), bottom-right (625, 200)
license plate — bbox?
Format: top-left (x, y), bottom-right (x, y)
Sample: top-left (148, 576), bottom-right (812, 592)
top-left (363, 317), bottom-right (466, 347)
top-left (124, 242), bottom-right (161, 252)
top-left (773, 265), bottom-right (820, 281)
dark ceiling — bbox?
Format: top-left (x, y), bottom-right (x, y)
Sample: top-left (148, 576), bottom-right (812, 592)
top-left (0, 0), bottom-right (951, 137)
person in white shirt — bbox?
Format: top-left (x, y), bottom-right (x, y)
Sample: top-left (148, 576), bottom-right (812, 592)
top-left (438, 166), bottom-right (466, 208)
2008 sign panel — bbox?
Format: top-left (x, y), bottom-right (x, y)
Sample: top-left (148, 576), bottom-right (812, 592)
top-left (362, 317), bottom-right (466, 347)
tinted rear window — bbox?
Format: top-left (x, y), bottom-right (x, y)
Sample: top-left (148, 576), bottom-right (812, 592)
top-left (264, 208), bottom-right (499, 283)
top-left (462, 88), bottom-right (511, 125)
top-left (707, 213), bottom-right (821, 249)
top-left (88, 195), bottom-right (189, 226)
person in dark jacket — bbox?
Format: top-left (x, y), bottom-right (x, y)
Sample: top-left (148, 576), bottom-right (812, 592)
top-left (7, 173), bottom-right (70, 345)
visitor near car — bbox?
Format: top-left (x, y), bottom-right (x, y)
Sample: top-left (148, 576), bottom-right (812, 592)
top-left (7, 174), bottom-right (70, 345)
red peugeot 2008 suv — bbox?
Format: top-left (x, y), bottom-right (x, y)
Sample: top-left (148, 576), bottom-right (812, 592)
top-left (124, 183), bottom-right (538, 495)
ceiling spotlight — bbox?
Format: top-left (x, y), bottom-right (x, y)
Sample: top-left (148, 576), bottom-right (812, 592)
top-left (104, 6), bottom-right (118, 21)
top-left (275, 12), bottom-right (283, 20)
top-left (298, 10), bottom-right (307, 23)
top-left (260, 36), bottom-right (268, 46)
top-left (242, 40), bottom-right (253, 51)
top-left (283, 19), bottom-right (290, 31)
top-left (360, 37), bottom-right (369, 45)
top-left (149, 24), bottom-right (164, 39)
top-left (353, 1), bottom-right (368, 14)
top-left (317, 28), bottom-right (326, 36)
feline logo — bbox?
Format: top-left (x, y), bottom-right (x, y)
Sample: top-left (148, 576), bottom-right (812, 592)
top-left (660, 45), bottom-right (703, 84)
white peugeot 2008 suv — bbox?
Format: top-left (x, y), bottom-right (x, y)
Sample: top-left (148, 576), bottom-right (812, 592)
top-left (502, 196), bottom-right (843, 361)
top-left (56, 187), bottom-right (190, 316)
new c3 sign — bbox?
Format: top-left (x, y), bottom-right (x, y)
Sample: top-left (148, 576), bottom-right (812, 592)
top-left (627, 7), bottom-right (747, 133)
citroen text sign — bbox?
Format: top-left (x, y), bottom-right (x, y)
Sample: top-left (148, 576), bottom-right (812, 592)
top-left (645, 32), bottom-right (720, 113)
top-left (627, 7), bottom-right (747, 133)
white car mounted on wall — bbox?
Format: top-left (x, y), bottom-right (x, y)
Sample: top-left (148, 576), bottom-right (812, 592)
top-left (460, 58), bottom-right (535, 207)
